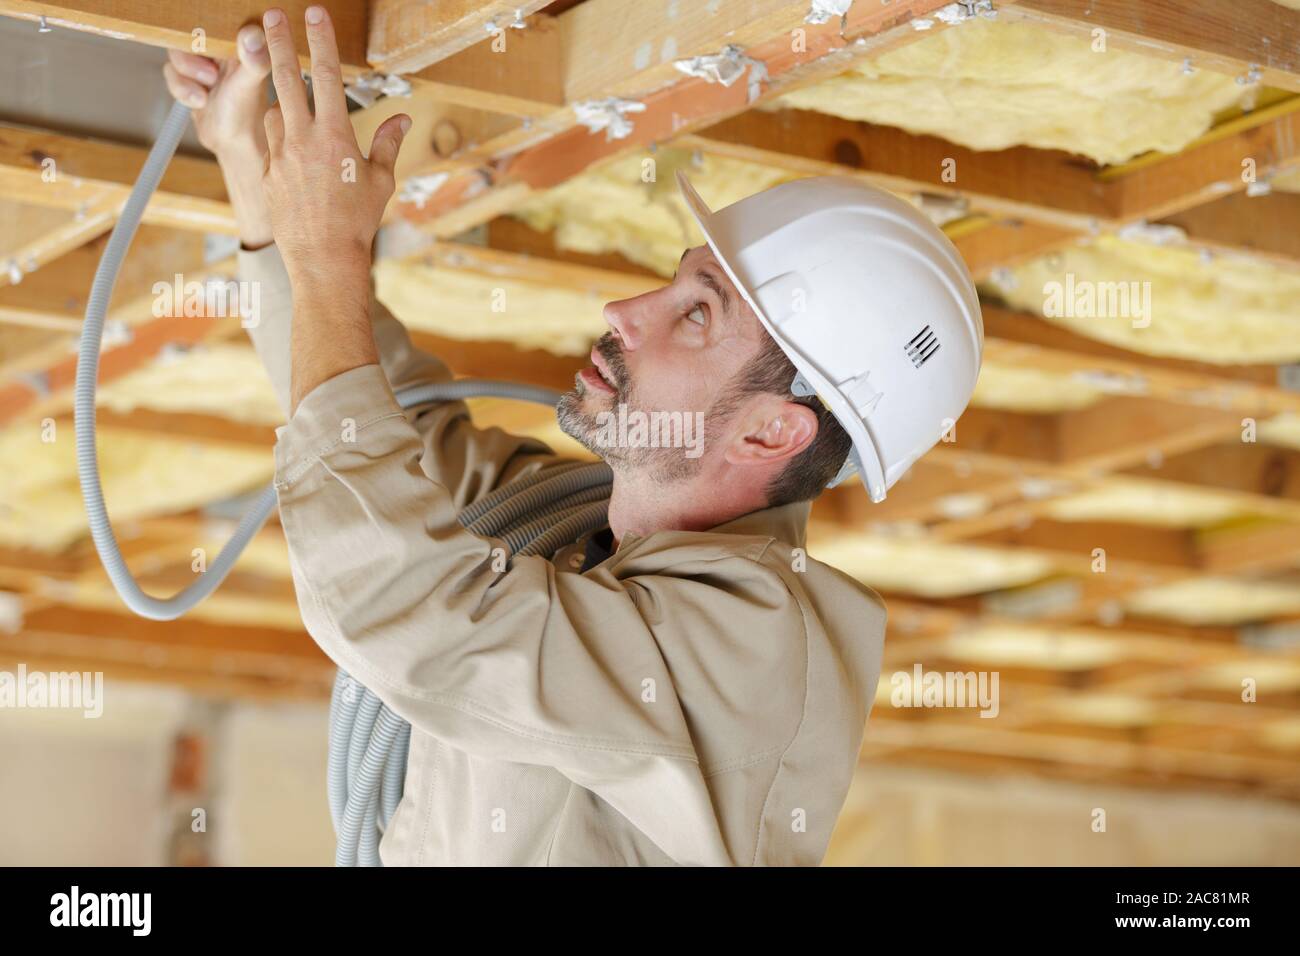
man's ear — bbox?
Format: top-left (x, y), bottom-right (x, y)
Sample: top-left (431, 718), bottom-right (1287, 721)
top-left (724, 399), bottom-right (818, 468)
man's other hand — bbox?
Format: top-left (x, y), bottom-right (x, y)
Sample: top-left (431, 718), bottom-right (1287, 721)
top-left (164, 24), bottom-right (272, 158)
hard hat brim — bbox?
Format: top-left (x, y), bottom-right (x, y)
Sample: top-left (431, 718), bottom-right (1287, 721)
top-left (675, 170), bottom-right (890, 502)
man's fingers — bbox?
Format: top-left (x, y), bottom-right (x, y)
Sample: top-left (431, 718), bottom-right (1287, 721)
top-left (264, 103), bottom-right (286, 154)
top-left (262, 8), bottom-right (309, 130)
top-left (367, 114), bottom-right (410, 178)
top-left (304, 6), bottom-right (348, 127)
top-left (164, 63), bottom-right (209, 109)
top-left (167, 50), bottom-right (220, 87)
top-left (235, 24), bottom-right (272, 79)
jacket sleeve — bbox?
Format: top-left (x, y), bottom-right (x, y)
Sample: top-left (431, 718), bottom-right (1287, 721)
top-left (273, 363), bottom-right (804, 864)
top-left (239, 243), bottom-right (555, 507)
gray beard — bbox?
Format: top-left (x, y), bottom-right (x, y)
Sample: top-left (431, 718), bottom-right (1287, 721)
top-left (555, 380), bottom-right (703, 484)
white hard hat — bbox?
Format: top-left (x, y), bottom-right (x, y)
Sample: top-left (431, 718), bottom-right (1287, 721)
top-left (676, 171), bottom-right (983, 502)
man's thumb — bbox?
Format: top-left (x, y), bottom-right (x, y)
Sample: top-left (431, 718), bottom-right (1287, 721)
top-left (369, 114), bottom-right (411, 176)
top-left (235, 25), bottom-right (271, 79)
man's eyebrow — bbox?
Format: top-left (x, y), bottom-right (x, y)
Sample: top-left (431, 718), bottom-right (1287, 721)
top-left (695, 267), bottom-right (732, 316)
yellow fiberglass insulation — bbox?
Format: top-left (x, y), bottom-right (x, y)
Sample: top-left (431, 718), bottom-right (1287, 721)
top-left (98, 343), bottom-right (283, 425)
top-left (373, 258), bottom-right (625, 356)
top-left (984, 235), bottom-right (1300, 365)
top-left (773, 18), bottom-right (1250, 166)
top-left (1125, 578), bottom-right (1300, 626)
top-left (970, 361), bottom-right (1102, 412)
top-left (514, 148), bottom-right (798, 277)
top-left (0, 423), bottom-right (273, 552)
top-left (1274, 166), bottom-right (1300, 192)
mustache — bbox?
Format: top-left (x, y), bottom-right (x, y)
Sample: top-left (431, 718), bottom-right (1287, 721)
top-left (593, 332), bottom-right (630, 394)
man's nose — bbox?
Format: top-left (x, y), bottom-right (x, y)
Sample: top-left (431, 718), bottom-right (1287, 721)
top-left (602, 297), bottom-right (642, 350)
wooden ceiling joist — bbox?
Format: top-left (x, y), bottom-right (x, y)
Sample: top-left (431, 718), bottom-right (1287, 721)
top-left (1156, 190), bottom-right (1300, 272)
top-left (1103, 96), bottom-right (1300, 222)
top-left (0, 0), bottom-right (369, 75)
top-left (366, 0), bottom-right (553, 77)
top-left (0, 122), bottom-right (233, 231)
top-left (687, 113), bottom-right (1111, 231)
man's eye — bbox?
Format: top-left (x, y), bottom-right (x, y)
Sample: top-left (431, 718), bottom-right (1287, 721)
top-left (685, 304), bottom-right (707, 326)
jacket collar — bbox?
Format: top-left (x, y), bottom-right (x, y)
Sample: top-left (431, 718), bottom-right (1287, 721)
top-left (601, 500), bottom-right (812, 558)
top-left (706, 498), bottom-right (811, 549)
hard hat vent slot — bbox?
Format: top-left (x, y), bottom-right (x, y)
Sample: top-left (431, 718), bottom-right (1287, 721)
top-left (905, 325), bottom-right (941, 369)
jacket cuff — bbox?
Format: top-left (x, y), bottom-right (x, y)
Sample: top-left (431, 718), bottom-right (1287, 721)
top-left (273, 363), bottom-right (407, 491)
top-left (235, 243), bottom-right (290, 302)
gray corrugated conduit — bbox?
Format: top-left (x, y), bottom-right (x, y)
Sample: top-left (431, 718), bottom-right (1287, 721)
top-left (76, 100), bottom-right (614, 866)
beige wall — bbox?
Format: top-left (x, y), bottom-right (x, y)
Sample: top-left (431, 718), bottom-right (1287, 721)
top-left (827, 765), bottom-right (1300, 866)
top-left (4, 679), bottom-right (1298, 866)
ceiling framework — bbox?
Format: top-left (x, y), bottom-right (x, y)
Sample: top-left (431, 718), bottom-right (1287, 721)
top-left (1, 0), bottom-right (1299, 803)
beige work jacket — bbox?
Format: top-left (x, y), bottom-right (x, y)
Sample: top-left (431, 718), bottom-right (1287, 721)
top-left (241, 245), bottom-right (886, 866)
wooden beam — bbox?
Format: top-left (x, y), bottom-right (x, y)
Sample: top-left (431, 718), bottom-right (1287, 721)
top-left (1121, 440), bottom-right (1300, 502)
top-left (950, 219), bottom-right (1079, 281)
top-left (18, 602), bottom-right (314, 662)
top-left (406, 14), bottom-right (565, 117)
top-left (367, 0), bottom-right (552, 77)
top-left (946, 406), bottom-right (1062, 463)
top-left (1054, 398), bottom-right (1245, 470)
top-left (1011, 0), bottom-right (1300, 93)
top-left (0, 122), bottom-right (233, 232)
top-left (0, 198), bottom-right (116, 285)
top-left (3, 602), bottom-right (332, 696)
top-left (1198, 520), bottom-right (1300, 575)
top-left (688, 111), bottom-right (1110, 230)
top-left (1157, 190), bottom-right (1300, 272)
top-left (54, 407), bottom-right (279, 447)
top-left (1103, 98), bottom-right (1300, 221)
top-left (0, 0), bottom-right (369, 74)
top-left (562, 0), bottom-right (885, 104)
top-left (972, 519), bottom-right (1200, 571)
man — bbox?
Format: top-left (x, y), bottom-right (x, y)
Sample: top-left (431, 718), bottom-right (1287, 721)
top-left (164, 6), bottom-right (981, 865)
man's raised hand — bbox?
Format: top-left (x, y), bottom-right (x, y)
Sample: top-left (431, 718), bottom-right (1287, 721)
top-left (259, 6), bottom-right (410, 279)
